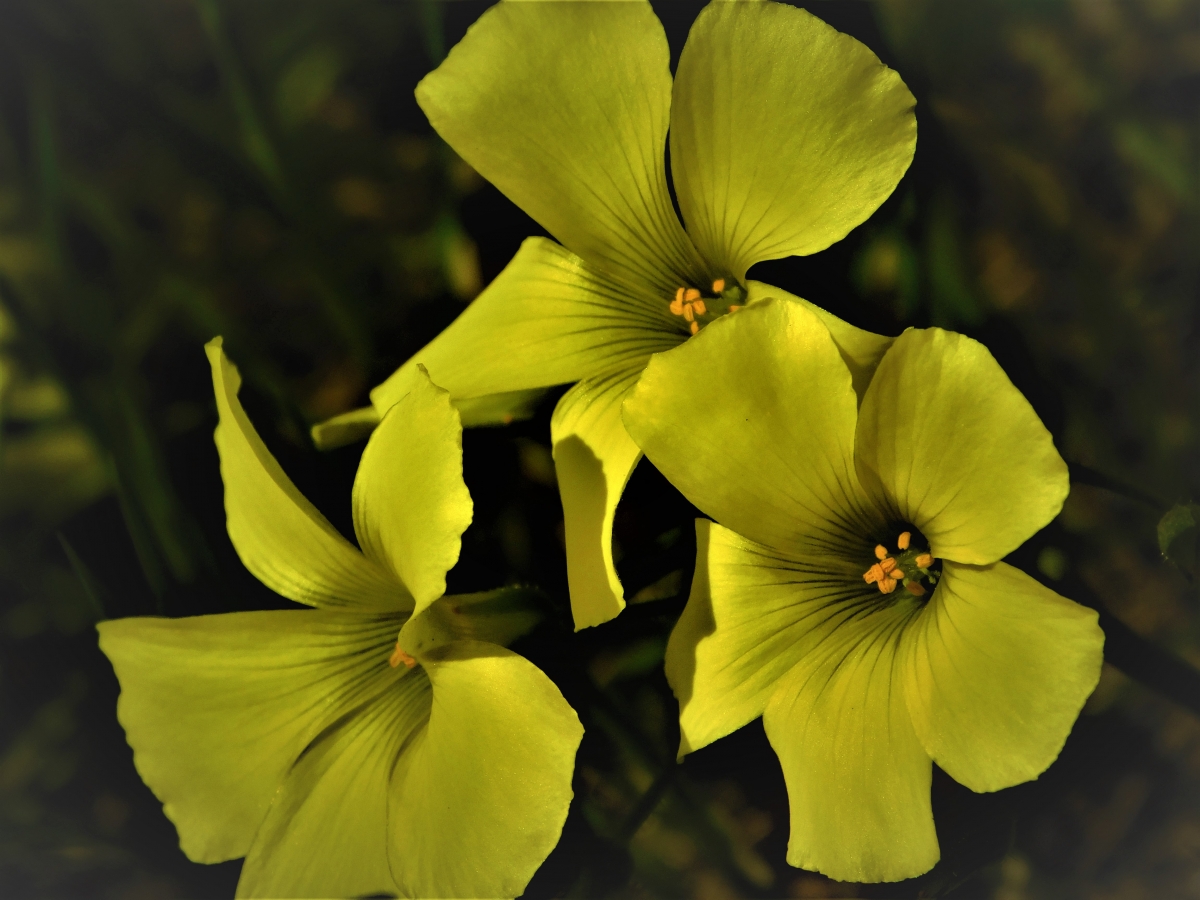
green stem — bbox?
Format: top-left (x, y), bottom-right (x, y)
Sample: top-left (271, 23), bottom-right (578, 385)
top-left (1068, 461), bottom-right (1166, 511)
top-left (1061, 570), bottom-right (1200, 717)
top-left (617, 763), bottom-right (675, 843)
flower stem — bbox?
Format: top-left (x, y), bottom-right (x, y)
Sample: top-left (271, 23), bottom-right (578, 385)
top-left (1065, 572), bottom-right (1200, 717)
top-left (1068, 461), bottom-right (1166, 511)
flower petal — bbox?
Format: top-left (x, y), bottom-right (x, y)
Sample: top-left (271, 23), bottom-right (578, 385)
top-left (96, 609), bottom-right (404, 865)
top-left (369, 237), bottom-right (682, 416)
top-left (416, 1), bottom-right (705, 297)
top-left (206, 338), bottom-right (399, 609)
top-left (667, 519), bottom-right (872, 757)
top-left (854, 328), bottom-right (1070, 565)
top-left (623, 297), bottom-right (883, 560)
top-left (764, 601), bottom-right (939, 883)
top-left (745, 281), bottom-right (894, 404)
top-left (551, 367), bottom-right (645, 629)
top-left (235, 666), bottom-right (431, 899)
top-left (389, 641), bottom-right (583, 900)
top-left (670, 1), bottom-right (916, 280)
top-left (901, 561), bottom-right (1104, 793)
top-left (353, 368), bottom-right (473, 615)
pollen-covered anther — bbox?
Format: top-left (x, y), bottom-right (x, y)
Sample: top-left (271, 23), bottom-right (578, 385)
top-left (915, 553), bottom-right (934, 569)
top-left (388, 643), bottom-right (417, 670)
top-left (712, 278), bottom-right (726, 293)
top-left (897, 531), bottom-right (911, 550)
top-left (670, 286), bottom-right (708, 334)
top-left (874, 544), bottom-right (888, 560)
top-left (905, 581), bottom-right (926, 596)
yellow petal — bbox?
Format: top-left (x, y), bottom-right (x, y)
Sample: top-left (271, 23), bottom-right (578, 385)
top-left (369, 237), bottom-right (681, 416)
top-left (764, 601), bottom-right (938, 883)
top-left (855, 328), bottom-right (1069, 565)
top-left (416, 1), bottom-right (704, 297)
top-left (901, 561), bottom-right (1103, 793)
top-left (352, 367), bottom-right (473, 614)
top-left (206, 338), bottom-right (400, 610)
top-left (551, 367), bottom-right (645, 629)
top-left (671, 2), bottom-right (916, 279)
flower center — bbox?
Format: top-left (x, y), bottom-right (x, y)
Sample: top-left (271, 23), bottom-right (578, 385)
top-left (862, 530), bottom-right (940, 597)
top-left (669, 278), bottom-right (747, 335)
top-left (388, 642), bottom-right (417, 669)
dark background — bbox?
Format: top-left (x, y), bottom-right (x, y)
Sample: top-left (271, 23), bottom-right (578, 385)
top-left (0, 1), bottom-right (1197, 897)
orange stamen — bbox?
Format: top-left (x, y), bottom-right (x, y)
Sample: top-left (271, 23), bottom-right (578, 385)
top-left (684, 288), bottom-right (701, 303)
top-left (864, 563), bottom-right (884, 584)
top-left (683, 304), bottom-right (695, 322)
top-left (728, 305), bottom-right (742, 312)
top-left (897, 531), bottom-right (911, 550)
top-left (712, 278), bottom-right (726, 293)
top-left (692, 299), bottom-right (707, 316)
top-left (388, 644), bottom-right (417, 669)
top-left (879, 577), bottom-right (898, 594)
top-left (879, 557), bottom-right (897, 574)
top-left (689, 321), bottom-right (699, 335)
top-left (915, 553), bottom-right (933, 569)
top-left (874, 544), bottom-right (888, 560)
top-left (675, 287), bottom-right (685, 303)
top-left (906, 581), bottom-right (926, 596)
top-left (669, 297), bottom-right (684, 316)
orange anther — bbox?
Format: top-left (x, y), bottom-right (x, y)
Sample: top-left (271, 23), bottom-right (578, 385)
top-left (684, 288), bottom-right (701, 302)
top-left (879, 577), bottom-right (898, 594)
top-left (675, 287), bottom-right (685, 303)
top-left (905, 581), bottom-right (926, 596)
top-left (712, 278), bottom-right (726, 293)
top-left (692, 299), bottom-right (707, 316)
top-left (689, 321), bottom-right (699, 335)
top-left (874, 544), bottom-right (888, 560)
top-left (388, 644), bottom-right (417, 669)
top-left (897, 531), bottom-right (911, 550)
top-left (879, 557), bottom-right (897, 574)
top-left (915, 554), bottom-right (933, 569)
top-left (864, 563), bottom-right (884, 584)
top-left (728, 305), bottom-right (742, 312)
top-left (683, 304), bottom-right (695, 322)
top-left (669, 297), bottom-right (684, 316)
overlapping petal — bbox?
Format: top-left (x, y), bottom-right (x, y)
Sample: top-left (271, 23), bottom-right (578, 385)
top-left (671, 2), bottom-right (916, 280)
top-left (416, 0), bottom-right (705, 298)
top-left (667, 519), bottom-right (873, 756)
top-left (854, 328), bottom-right (1070, 564)
top-left (96, 610), bottom-right (404, 865)
top-left (206, 339), bottom-right (400, 610)
top-left (353, 369), bottom-right (472, 615)
top-left (389, 641), bottom-right (583, 899)
top-left (763, 601), bottom-right (938, 883)
top-left (623, 298), bottom-right (883, 559)
top-left (551, 367), bottom-right (645, 629)
top-left (369, 237), bottom-right (682, 415)
top-left (901, 561), bottom-right (1104, 793)
top-left (744, 282), bottom-right (894, 404)
top-left (236, 668), bottom-right (430, 899)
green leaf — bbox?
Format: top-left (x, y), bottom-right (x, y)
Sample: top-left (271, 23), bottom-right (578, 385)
top-left (1158, 502), bottom-right (1200, 579)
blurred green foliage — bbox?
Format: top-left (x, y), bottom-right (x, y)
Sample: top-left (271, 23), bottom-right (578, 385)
top-left (0, 0), bottom-right (1197, 898)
